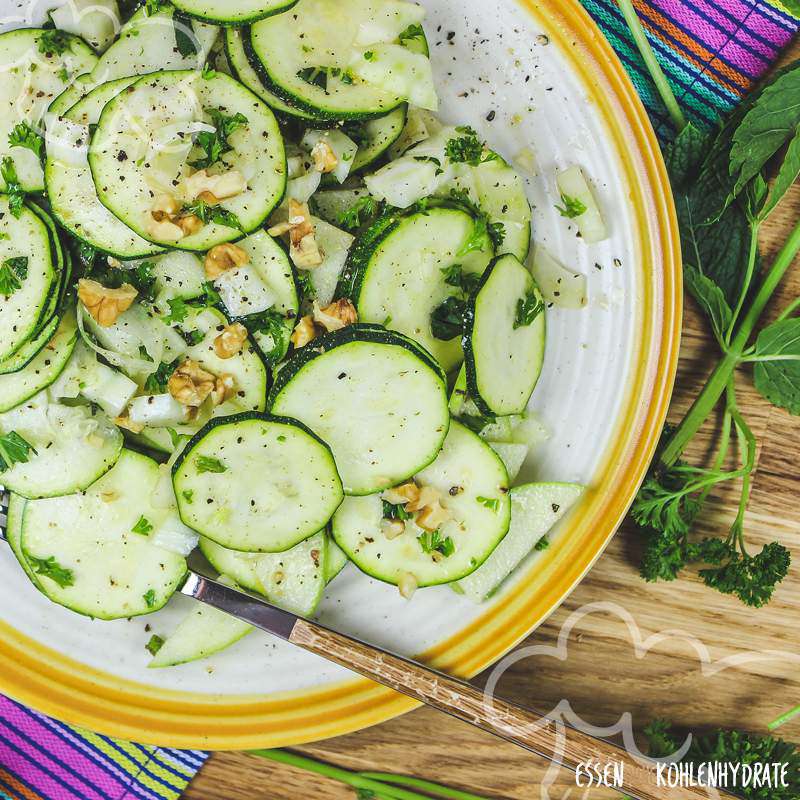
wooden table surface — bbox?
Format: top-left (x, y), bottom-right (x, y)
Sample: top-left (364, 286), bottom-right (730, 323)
top-left (185, 52), bottom-right (800, 800)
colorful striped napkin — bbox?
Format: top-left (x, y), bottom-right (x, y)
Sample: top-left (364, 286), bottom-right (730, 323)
top-left (0, 2), bottom-right (797, 799)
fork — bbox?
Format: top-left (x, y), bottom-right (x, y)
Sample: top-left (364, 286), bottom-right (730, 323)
top-left (0, 489), bottom-right (738, 800)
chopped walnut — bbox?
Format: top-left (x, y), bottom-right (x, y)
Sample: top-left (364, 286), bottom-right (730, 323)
top-left (168, 359), bottom-right (216, 407)
top-left (113, 414), bottom-right (144, 434)
top-left (78, 279), bottom-right (137, 327)
top-left (176, 214), bottom-right (203, 236)
top-left (197, 190), bottom-right (219, 205)
top-left (205, 242), bottom-right (249, 279)
top-left (287, 199), bottom-right (314, 243)
top-left (213, 323), bottom-right (248, 359)
top-left (380, 518), bottom-right (405, 540)
top-left (151, 194), bottom-right (180, 222)
top-left (211, 373), bottom-right (236, 406)
top-left (416, 500), bottom-right (452, 532)
top-left (312, 299), bottom-right (358, 332)
top-left (268, 200), bottom-right (324, 269)
top-left (146, 216), bottom-right (185, 242)
top-left (311, 140), bottom-right (338, 174)
top-left (291, 233), bottom-right (324, 269)
top-left (184, 169), bottom-right (247, 201)
top-left (398, 572), bottom-right (418, 600)
top-left (406, 485), bottom-right (441, 513)
top-left (290, 315), bottom-right (318, 348)
top-left (382, 482), bottom-right (420, 506)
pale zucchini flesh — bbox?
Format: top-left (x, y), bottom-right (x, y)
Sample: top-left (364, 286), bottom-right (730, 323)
top-left (173, 414), bottom-right (343, 552)
top-left (171, 0), bottom-right (298, 27)
top-left (332, 421), bottom-right (510, 586)
top-left (457, 483), bottom-right (583, 601)
top-left (20, 449), bottom-right (187, 619)
top-left (270, 326), bottom-right (450, 495)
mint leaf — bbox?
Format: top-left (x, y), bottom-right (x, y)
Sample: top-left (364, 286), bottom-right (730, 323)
top-left (752, 318), bottom-right (800, 414)
top-left (683, 265), bottom-right (732, 343)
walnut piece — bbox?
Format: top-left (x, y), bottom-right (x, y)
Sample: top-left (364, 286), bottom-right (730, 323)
top-left (291, 233), bottom-right (324, 269)
top-left (211, 373), bottom-right (236, 406)
top-left (146, 216), bottom-right (185, 242)
top-left (311, 140), bottom-right (338, 174)
top-left (313, 298), bottom-right (358, 332)
top-left (381, 482), bottom-right (420, 506)
top-left (113, 414), bottom-right (144, 434)
top-left (151, 194), bottom-right (180, 222)
top-left (213, 322), bottom-right (248, 359)
top-left (205, 242), bottom-right (249, 279)
top-left (176, 214), bottom-right (203, 235)
top-left (184, 169), bottom-right (247, 201)
top-left (168, 359), bottom-right (216, 407)
top-left (268, 200), bottom-right (324, 269)
top-left (380, 518), bottom-right (405, 540)
top-left (416, 500), bottom-right (452, 532)
top-left (78, 279), bottom-right (138, 327)
top-left (398, 572), bottom-right (418, 600)
top-left (290, 315), bottom-right (317, 348)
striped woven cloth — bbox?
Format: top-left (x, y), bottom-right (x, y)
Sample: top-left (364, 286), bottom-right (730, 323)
top-left (0, 697), bottom-right (205, 800)
top-left (582, 0), bottom-right (800, 138)
top-left (0, 2), bottom-right (797, 799)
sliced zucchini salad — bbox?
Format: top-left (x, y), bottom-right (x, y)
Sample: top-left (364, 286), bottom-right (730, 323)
top-left (0, 0), bottom-right (604, 668)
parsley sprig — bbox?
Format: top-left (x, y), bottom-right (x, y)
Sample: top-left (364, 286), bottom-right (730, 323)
top-left (513, 287), bottom-right (544, 329)
top-left (181, 199), bottom-right (243, 231)
top-left (0, 257), bottom-right (28, 296)
top-left (0, 431), bottom-right (36, 471)
top-left (337, 196), bottom-right (382, 232)
top-left (1, 157), bottom-right (26, 218)
top-left (445, 125), bottom-right (501, 167)
top-left (38, 29), bottom-right (71, 56)
top-left (190, 108), bottom-right (248, 170)
top-left (622, 9), bottom-right (800, 606)
top-left (8, 122), bottom-right (43, 160)
top-left (28, 555), bottom-right (74, 588)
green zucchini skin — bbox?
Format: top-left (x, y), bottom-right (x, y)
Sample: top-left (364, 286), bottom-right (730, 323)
top-left (170, 0), bottom-right (299, 26)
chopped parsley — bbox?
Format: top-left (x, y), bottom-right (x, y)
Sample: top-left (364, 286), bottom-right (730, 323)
top-left (163, 297), bottom-right (189, 325)
top-left (144, 359), bottom-right (179, 394)
top-left (0, 257), bottom-right (28, 296)
top-left (449, 188), bottom-right (505, 251)
top-left (196, 455), bottom-right (227, 474)
top-left (296, 270), bottom-right (316, 300)
top-left (142, 589), bottom-right (157, 608)
top-left (476, 495), bottom-right (500, 512)
top-left (144, 0), bottom-right (166, 15)
top-left (430, 295), bottom-right (466, 341)
top-left (382, 499), bottom-right (411, 521)
top-left (513, 287), bottom-right (545, 329)
top-left (132, 516), bottom-right (154, 535)
top-left (90, 258), bottom-right (156, 302)
top-left (181, 489), bottom-right (194, 504)
top-left (243, 309), bottom-right (288, 362)
top-left (413, 155), bottom-right (444, 175)
top-left (534, 536), bottom-right (550, 551)
top-left (398, 23), bottom-right (426, 47)
top-left (363, 50), bottom-right (375, 61)
top-left (1, 157), bottom-right (25, 218)
top-left (189, 108), bottom-right (248, 170)
top-left (145, 634), bottom-right (164, 655)
top-left (445, 125), bottom-right (501, 167)
top-left (297, 66), bottom-right (354, 89)
top-left (181, 199), bottom-right (243, 232)
top-left (8, 122), bottom-right (43, 160)
top-left (28, 555), bottom-right (74, 588)
top-left (337, 196), bottom-right (381, 232)
top-left (38, 29), bottom-right (71, 56)
top-left (201, 62), bottom-right (217, 80)
top-left (0, 431), bottom-right (36, 471)
top-left (440, 263), bottom-right (481, 295)
top-left (418, 530), bottom-right (455, 557)
top-left (555, 192), bottom-right (587, 219)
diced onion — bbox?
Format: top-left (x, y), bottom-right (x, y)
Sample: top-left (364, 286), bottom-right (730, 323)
top-left (354, 2), bottom-right (425, 46)
top-left (214, 265), bottom-right (276, 317)
top-left (365, 156), bottom-right (449, 208)
top-left (152, 512), bottom-right (199, 556)
top-left (50, 0), bottom-right (121, 52)
top-left (528, 246), bottom-right (588, 309)
top-left (287, 170), bottom-right (322, 203)
top-left (555, 165), bottom-right (607, 244)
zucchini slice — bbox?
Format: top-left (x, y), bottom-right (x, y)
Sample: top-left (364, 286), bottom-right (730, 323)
top-left (331, 420), bottom-right (510, 587)
top-left (172, 0), bottom-right (298, 27)
top-left (224, 27), bottom-right (317, 122)
top-left (0, 199), bottom-right (58, 361)
top-left (6, 493), bottom-right (38, 587)
top-left (20, 449), bottom-right (187, 619)
top-left (89, 70), bottom-right (286, 251)
top-left (456, 483), bottom-right (583, 601)
top-left (325, 537), bottom-right (348, 582)
top-left (270, 325), bottom-right (449, 495)
top-left (339, 205), bottom-right (494, 373)
top-left (463, 254), bottom-right (546, 416)
top-left (247, 0), bottom-right (428, 120)
top-left (173, 413), bottom-right (343, 552)
top-left (46, 76), bottom-right (165, 259)
top-left (0, 391), bottom-right (123, 498)
top-left (0, 28), bottom-right (97, 193)
top-left (0, 314), bottom-right (60, 376)
top-left (0, 312), bottom-right (78, 412)
top-left (148, 597), bottom-right (253, 668)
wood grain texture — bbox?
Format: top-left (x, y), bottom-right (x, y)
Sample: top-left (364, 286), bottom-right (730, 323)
top-left (185, 58), bottom-right (800, 800)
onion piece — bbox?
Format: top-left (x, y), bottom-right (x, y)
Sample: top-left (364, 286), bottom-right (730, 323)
top-left (555, 165), bottom-right (607, 244)
top-left (528, 246), bottom-right (588, 309)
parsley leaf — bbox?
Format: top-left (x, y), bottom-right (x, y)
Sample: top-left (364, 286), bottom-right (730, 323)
top-left (296, 270), bottom-right (316, 300)
top-left (132, 516), bottom-right (153, 535)
top-left (440, 263), bottom-right (481, 295)
top-left (145, 634), bottom-right (164, 655)
top-left (513, 287), bottom-right (544, 329)
top-left (181, 489), bottom-right (194, 504)
top-left (89, 259), bottom-right (156, 302)
top-left (181, 199), bottom-right (243, 231)
top-left (201, 62), bottom-right (216, 80)
top-left (8, 122), bottom-right (43, 160)
top-left (418, 530), bottom-right (455, 557)
top-left (28, 555), bottom-right (74, 588)
top-left (144, 359), bottom-right (179, 393)
top-left (0, 257), bottom-right (28, 296)
top-left (382, 499), bottom-right (410, 521)
top-left (430, 295), bottom-right (466, 341)
top-left (1, 157), bottom-right (26, 218)
top-left (38, 29), bottom-right (71, 56)
top-left (243, 309), bottom-right (288, 362)
top-left (0, 431), bottom-right (36, 471)
top-left (445, 125), bottom-right (499, 166)
top-left (337, 196), bottom-right (381, 231)
top-left (173, 10), bottom-right (197, 58)
top-left (163, 297), bottom-right (189, 325)
top-left (142, 588), bottom-right (157, 608)
top-left (534, 536), bottom-right (550, 551)
top-left (476, 495), bottom-right (499, 512)
top-left (555, 192), bottom-right (587, 219)
top-left (398, 23), bottom-right (425, 47)
top-left (196, 455), bottom-right (226, 474)
top-left (296, 66), bottom-right (354, 89)
top-left (448, 188), bottom-right (505, 250)
top-left (189, 108), bottom-right (248, 170)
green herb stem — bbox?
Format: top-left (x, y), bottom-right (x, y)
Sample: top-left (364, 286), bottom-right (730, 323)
top-left (250, 750), bottom-right (457, 800)
top-left (616, 0), bottom-right (687, 132)
top-left (359, 772), bottom-right (490, 800)
top-left (661, 217), bottom-right (800, 467)
top-left (769, 704), bottom-right (800, 731)
top-left (726, 223), bottom-right (760, 345)
top-left (777, 296), bottom-right (800, 322)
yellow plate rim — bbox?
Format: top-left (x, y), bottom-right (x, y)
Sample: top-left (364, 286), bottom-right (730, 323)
top-left (0, 0), bottom-right (681, 749)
